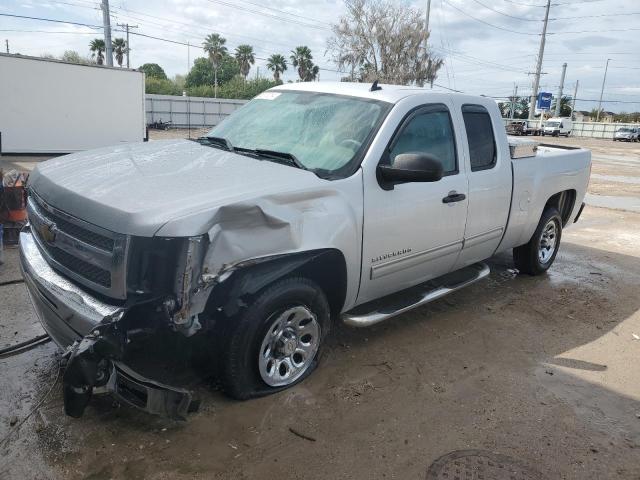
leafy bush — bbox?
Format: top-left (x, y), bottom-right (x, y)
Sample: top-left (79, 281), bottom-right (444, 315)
top-left (145, 77), bottom-right (182, 95)
top-left (217, 77), bottom-right (278, 99)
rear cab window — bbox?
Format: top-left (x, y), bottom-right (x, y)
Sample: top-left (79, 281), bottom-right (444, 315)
top-left (461, 105), bottom-right (497, 172)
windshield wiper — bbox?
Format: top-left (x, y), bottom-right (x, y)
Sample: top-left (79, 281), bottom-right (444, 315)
top-left (196, 135), bottom-right (234, 151)
top-left (252, 148), bottom-right (306, 170)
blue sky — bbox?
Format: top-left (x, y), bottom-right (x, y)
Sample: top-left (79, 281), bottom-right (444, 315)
top-left (1, 0), bottom-right (639, 112)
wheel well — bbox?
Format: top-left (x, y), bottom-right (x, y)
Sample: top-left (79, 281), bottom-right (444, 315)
top-left (544, 190), bottom-right (576, 226)
top-left (208, 249), bottom-right (348, 320)
top-left (292, 250), bottom-right (348, 317)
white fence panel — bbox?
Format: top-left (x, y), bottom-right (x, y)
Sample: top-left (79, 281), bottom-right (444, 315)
top-left (145, 94), bottom-right (247, 128)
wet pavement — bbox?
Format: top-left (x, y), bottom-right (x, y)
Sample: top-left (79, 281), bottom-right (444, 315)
top-left (1, 136), bottom-right (639, 479)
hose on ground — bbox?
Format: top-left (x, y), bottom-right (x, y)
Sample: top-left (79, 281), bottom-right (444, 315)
top-left (0, 334), bottom-right (51, 358)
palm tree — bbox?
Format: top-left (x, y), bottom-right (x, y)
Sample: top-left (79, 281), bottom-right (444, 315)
top-left (112, 38), bottom-right (127, 67)
top-left (202, 33), bottom-right (228, 98)
top-left (309, 64), bottom-right (319, 81)
top-left (266, 54), bottom-right (287, 83)
top-left (235, 44), bottom-right (255, 81)
top-left (89, 38), bottom-right (106, 65)
top-left (290, 46), bottom-right (313, 82)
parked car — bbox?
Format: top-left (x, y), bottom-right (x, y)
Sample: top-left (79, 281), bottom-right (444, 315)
top-left (506, 120), bottom-right (526, 136)
top-left (20, 82), bottom-right (592, 419)
top-left (613, 127), bottom-right (639, 142)
top-left (542, 117), bottom-right (572, 137)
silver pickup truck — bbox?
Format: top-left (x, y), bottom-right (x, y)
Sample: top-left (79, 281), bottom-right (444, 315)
top-left (19, 82), bottom-right (591, 419)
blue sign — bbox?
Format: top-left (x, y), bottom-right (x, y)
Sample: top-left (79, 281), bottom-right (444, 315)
top-left (537, 92), bottom-right (552, 110)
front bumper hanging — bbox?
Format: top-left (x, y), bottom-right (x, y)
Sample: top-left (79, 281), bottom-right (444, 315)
top-left (19, 227), bottom-right (196, 419)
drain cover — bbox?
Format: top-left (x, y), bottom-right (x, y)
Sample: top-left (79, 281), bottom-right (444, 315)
top-left (426, 450), bottom-right (542, 480)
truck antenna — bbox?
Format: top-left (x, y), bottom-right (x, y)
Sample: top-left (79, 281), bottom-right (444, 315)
top-left (370, 80), bottom-right (382, 92)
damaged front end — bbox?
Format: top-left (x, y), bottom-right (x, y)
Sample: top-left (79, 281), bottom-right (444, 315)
top-left (62, 319), bottom-right (196, 420)
top-left (20, 227), bottom-right (201, 420)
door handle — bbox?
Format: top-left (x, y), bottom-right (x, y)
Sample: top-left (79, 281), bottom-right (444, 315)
top-left (442, 192), bottom-right (466, 204)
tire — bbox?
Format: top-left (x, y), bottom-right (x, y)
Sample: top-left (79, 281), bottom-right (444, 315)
top-left (513, 207), bottom-right (563, 276)
top-left (220, 277), bottom-right (330, 400)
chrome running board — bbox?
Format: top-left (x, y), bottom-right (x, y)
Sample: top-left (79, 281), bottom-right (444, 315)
top-left (342, 262), bottom-right (490, 327)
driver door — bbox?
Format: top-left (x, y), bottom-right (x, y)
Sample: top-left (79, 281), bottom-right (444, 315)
top-left (357, 102), bottom-right (469, 304)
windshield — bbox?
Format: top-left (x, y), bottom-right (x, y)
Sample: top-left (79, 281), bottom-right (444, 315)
top-left (207, 91), bottom-right (390, 176)
top-left (546, 121), bottom-right (560, 127)
top-left (617, 128), bottom-right (631, 132)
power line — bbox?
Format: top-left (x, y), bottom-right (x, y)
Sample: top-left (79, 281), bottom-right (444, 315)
top-left (109, 4), bottom-right (296, 50)
top-left (551, 12), bottom-right (640, 20)
top-left (0, 13), bottom-right (102, 29)
top-left (549, 28), bottom-right (640, 34)
top-left (469, 0), bottom-right (542, 21)
top-left (441, 0), bottom-right (540, 35)
top-left (203, 0), bottom-right (330, 31)
top-left (232, 0), bottom-right (333, 26)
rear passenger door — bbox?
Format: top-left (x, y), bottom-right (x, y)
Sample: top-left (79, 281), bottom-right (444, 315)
top-left (453, 104), bottom-right (512, 269)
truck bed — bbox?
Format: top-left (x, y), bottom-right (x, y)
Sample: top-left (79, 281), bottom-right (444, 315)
top-left (498, 140), bottom-right (591, 253)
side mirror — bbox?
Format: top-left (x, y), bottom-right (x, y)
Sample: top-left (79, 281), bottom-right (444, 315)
top-left (377, 153), bottom-right (444, 189)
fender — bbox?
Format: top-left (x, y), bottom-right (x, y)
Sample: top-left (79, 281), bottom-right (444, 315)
top-left (206, 249), bottom-right (348, 319)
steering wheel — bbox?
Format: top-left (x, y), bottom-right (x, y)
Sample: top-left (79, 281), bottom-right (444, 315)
top-left (339, 138), bottom-right (362, 150)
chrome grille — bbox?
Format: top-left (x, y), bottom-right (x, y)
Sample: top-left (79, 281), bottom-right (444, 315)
top-left (27, 193), bottom-right (129, 299)
top-left (34, 204), bottom-right (114, 251)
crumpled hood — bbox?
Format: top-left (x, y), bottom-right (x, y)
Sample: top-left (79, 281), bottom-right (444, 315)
top-left (29, 139), bottom-right (326, 237)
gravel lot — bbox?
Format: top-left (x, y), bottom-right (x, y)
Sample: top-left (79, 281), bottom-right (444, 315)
top-left (1, 134), bottom-right (639, 479)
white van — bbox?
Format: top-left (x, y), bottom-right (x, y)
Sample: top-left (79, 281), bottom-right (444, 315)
top-left (542, 117), bottom-right (572, 137)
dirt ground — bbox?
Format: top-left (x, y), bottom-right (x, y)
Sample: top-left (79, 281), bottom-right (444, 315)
top-left (1, 135), bottom-right (639, 479)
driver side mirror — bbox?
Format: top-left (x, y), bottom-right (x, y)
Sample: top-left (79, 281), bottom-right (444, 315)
top-left (377, 153), bottom-right (444, 190)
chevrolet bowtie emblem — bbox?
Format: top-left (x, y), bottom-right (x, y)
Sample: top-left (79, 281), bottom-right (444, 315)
top-left (39, 222), bottom-right (57, 243)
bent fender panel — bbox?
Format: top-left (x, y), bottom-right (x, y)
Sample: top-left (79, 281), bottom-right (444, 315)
top-left (208, 249), bottom-right (347, 318)
top-left (157, 176), bottom-right (363, 315)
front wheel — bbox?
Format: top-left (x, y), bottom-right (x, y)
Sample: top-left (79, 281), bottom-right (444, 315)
top-left (220, 277), bottom-right (330, 399)
top-left (513, 207), bottom-right (563, 275)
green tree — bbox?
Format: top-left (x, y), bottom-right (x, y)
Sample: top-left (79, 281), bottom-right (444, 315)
top-left (203, 33), bottom-right (228, 97)
top-left (290, 46), bottom-right (319, 82)
top-left (185, 56), bottom-right (239, 88)
top-left (112, 37), bottom-right (127, 67)
top-left (551, 95), bottom-right (572, 117)
top-left (89, 38), bottom-right (105, 65)
top-left (235, 44), bottom-right (255, 81)
top-left (266, 54), bottom-right (287, 83)
top-left (138, 63), bottom-right (168, 80)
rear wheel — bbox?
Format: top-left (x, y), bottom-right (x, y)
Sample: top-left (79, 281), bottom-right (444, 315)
top-left (220, 277), bottom-right (330, 399)
top-left (513, 207), bottom-right (563, 275)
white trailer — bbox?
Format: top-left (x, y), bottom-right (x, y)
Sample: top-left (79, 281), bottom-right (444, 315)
top-left (0, 53), bottom-right (146, 154)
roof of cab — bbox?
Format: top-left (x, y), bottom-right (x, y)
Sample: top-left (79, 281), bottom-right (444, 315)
top-left (272, 81), bottom-right (455, 104)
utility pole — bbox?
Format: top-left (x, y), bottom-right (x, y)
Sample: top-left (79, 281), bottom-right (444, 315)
top-left (510, 84), bottom-right (518, 119)
top-left (596, 59), bottom-right (611, 122)
top-left (116, 23), bottom-right (138, 68)
top-left (101, 0), bottom-right (113, 66)
top-left (5, 39), bottom-right (8, 54)
top-left (554, 62), bottom-right (567, 117)
top-left (571, 80), bottom-right (579, 117)
top-left (425, 0), bottom-right (432, 88)
top-left (529, 0), bottom-right (551, 120)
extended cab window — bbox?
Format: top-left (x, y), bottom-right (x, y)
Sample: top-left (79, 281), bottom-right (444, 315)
top-left (462, 105), bottom-right (496, 172)
top-left (389, 106), bottom-right (457, 174)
